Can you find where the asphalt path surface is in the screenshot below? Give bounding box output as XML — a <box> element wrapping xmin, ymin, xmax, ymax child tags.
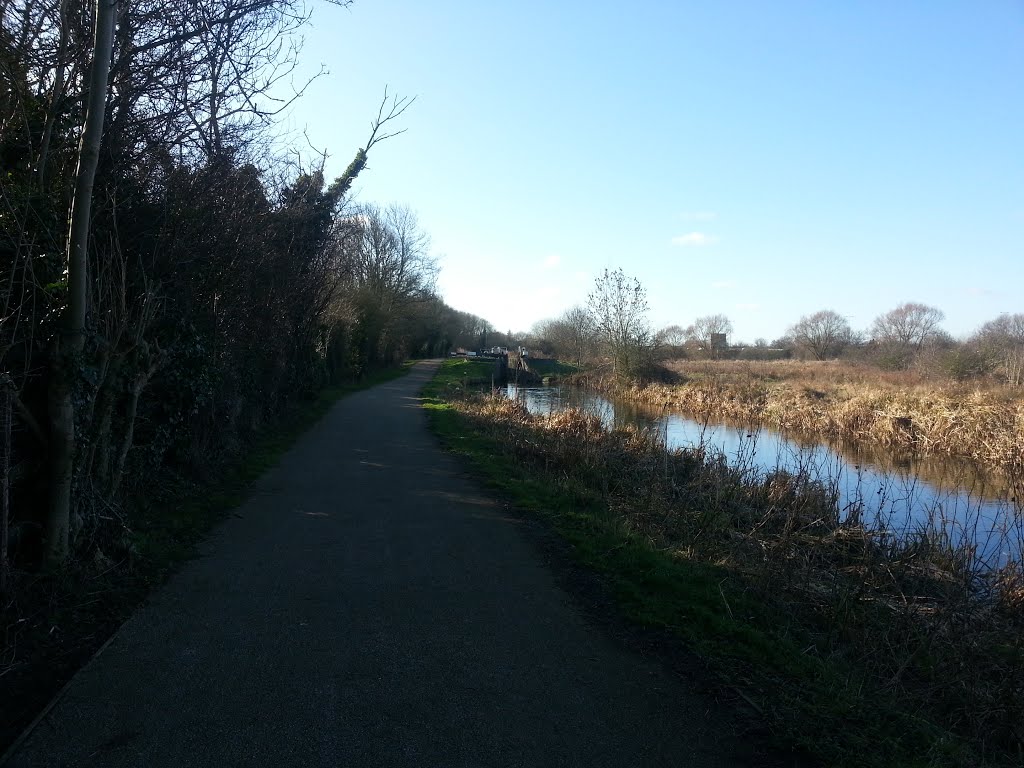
<box><xmin>6</xmin><ymin>361</ymin><xmax>753</xmax><ymax>767</ymax></box>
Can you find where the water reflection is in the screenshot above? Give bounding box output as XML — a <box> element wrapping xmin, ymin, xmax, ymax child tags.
<box><xmin>505</xmin><ymin>384</ymin><xmax>1024</xmax><ymax>566</ymax></box>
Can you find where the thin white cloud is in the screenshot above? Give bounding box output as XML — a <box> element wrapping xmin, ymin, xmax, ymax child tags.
<box><xmin>671</xmin><ymin>232</ymin><xmax>718</xmax><ymax>247</ymax></box>
<box><xmin>679</xmin><ymin>211</ymin><xmax>717</xmax><ymax>221</ymax></box>
<box><xmin>735</xmin><ymin>302</ymin><xmax>761</xmax><ymax>311</ymax></box>
<box><xmin>542</xmin><ymin>253</ymin><xmax>561</xmax><ymax>269</ymax></box>
<box><xmin>711</xmin><ymin>280</ymin><xmax>736</xmax><ymax>289</ymax></box>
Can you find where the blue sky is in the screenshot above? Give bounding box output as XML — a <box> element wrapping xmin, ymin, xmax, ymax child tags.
<box><xmin>282</xmin><ymin>1</ymin><xmax>1023</xmax><ymax>342</ymax></box>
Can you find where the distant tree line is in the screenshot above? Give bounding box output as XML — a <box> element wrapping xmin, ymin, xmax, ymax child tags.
<box><xmin>780</xmin><ymin>303</ymin><xmax>1023</xmax><ymax>384</ymax></box>
<box><xmin>530</xmin><ymin>271</ymin><xmax>1023</xmax><ymax>387</ymax></box>
<box><xmin>0</xmin><ymin>0</ymin><xmax>485</xmax><ymax>579</ymax></box>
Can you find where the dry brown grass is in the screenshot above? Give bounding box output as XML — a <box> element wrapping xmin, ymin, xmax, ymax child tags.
<box><xmin>594</xmin><ymin>359</ymin><xmax>1024</xmax><ymax>474</ymax></box>
<box><xmin>666</xmin><ymin>359</ymin><xmax>1018</xmax><ymax>392</ymax></box>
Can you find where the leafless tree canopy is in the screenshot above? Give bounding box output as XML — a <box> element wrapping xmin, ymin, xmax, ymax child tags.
<box><xmin>532</xmin><ymin>306</ymin><xmax>596</xmax><ymax>367</ymax></box>
<box><xmin>870</xmin><ymin>302</ymin><xmax>945</xmax><ymax>351</ymax></box>
<box><xmin>685</xmin><ymin>314</ymin><xmax>733</xmax><ymax>358</ymax></box>
<box><xmin>788</xmin><ymin>310</ymin><xmax>853</xmax><ymax>361</ymax></box>
<box><xmin>587</xmin><ymin>269</ymin><xmax>653</xmax><ymax>377</ymax></box>
<box><xmin>323</xmin><ymin>203</ymin><xmax>439</xmax><ymax>366</ymax></box>
<box><xmin>971</xmin><ymin>313</ymin><xmax>1024</xmax><ymax>385</ymax></box>
<box><xmin>655</xmin><ymin>324</ymin><xmax>686</xmax><ymax>348</ymax></box>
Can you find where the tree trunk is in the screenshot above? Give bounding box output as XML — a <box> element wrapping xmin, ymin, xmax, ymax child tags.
<box><xmin>1</xmin><ymin>388</ymin><xmax>11</xmax><ymax>595</ymax></box>
<box><xmin>45</xmin><ymin>0</ymin><xmax>117</xmax><ymax>566</ymax></box>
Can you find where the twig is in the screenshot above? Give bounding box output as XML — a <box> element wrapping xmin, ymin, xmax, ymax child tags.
<box><xmin>730</xmin><ymin>685</ymin><xmax>764</xmax><ymax>716</ymax></box>
<box><xmin>718</xmin><ymin>579</ymin><xmax>734</xmax><ymax>621</ymax></box>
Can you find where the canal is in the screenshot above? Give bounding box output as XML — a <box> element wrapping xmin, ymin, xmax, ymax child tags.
<box><xmin>505</xmin><ymin>383</ymin><xmax>1023</xmax><ymax>568</ymax></box>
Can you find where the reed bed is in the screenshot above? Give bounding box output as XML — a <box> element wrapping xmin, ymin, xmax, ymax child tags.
<box><xmin>449</xmin><ymin>389</ymin><xmax>1024</xmax><ymax>766</ymax></box>
<box><xmin>585</xmin><ymin>360</ymin><xmax>1024</xmax><ymax>474</ymax></box>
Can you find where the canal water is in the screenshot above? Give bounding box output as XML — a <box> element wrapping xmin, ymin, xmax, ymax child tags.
<box><xmin>504</xmin><ymin>384</ymin><xmax>1023</xmax><ymax>567</ymax></box>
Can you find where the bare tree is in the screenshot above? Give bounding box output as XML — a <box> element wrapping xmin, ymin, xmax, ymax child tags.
<box><xmin>685</xmin><ymin>314</ymin><xmax>733</xmax><ymax>358</ymax></box>
<box><xmin>971</xmin><ymin>313</ymin><xmax>1024</xmax><ymax>386</ymax></box>
<box><xmin>587</xmin><ymin>268</ymin><xmax>652</xmax><ymax>377</ymax></box>
<box><xmin>788</xmin><ymin>310</ymin><xmax>853</xmax><ymax>361</ymax></box>
<box><xmin>561</xmin><ymin>305</ymin><xmax>596</xmax><ymax>366</ymax></box>
<box><xmin>46</xmin><ymin>0</ymin><xmax>117</xmax><ymax>564</ymax></box>
<box><xmin>870</xmin><ymin>302</ymin><xmax>945</xmax><ymax>351</ymax></box>
<box><xmin>346</xmin><ymin>203</ymin><xmax>436</xmax><ymax>307</ymax></box>
<box><xmin>328</xmin><ymin>203</ymin><xmax>437</xmax><ymax>364</ymax></box>
<box><xmin>102</xmin><ymin>0</ymin><xmax>332</xmax><ymax>165</ymax></box>
<box><xmin>535</xmin><ymin>306</ymin><xmax>596</xmax><ymax>366</ymax></box>
<box><xmin>655</xmin><ymin>324</ymin><xmax>686</xmax><ymax>358</ymax></box>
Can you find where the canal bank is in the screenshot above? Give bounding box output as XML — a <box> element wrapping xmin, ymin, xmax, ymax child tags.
<box><xmin>425</xmin><ymin>359</ymin><xmax>1024</xmax><ymax>768</ymax></box>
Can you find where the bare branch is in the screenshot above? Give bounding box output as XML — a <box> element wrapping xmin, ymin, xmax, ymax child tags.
<box><xmin>365</xmin><ymin>86</ymin><xmax>417</xmax><ymax>152</ymax></box>
<box><xmin>327</xmin><ymin>86</ymin><xmax>416</xmax><ymax>204</ymax></box>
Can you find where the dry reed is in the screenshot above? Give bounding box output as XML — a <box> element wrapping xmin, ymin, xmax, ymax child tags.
<box><xmin>585</xmin><ymin>360</ymin><xmax>1024</xmax><ymax>474</ymax></box>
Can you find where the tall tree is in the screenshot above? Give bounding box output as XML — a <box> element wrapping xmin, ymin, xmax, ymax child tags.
<box><xmin>587</xmin><ymin>268</ymin><xmax>652</xmax><ymax>377</ymax></box>
<box><xmin>46</xmin><ymin>0</ymin><xmax>117</xmax><ymax>564</ymax></box>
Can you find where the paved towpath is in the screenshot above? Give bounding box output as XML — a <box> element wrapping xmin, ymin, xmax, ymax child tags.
<box><xmin>6</xmin><ymin>361</ymin><xmax>751</xmax><ymax>767</ymax></box>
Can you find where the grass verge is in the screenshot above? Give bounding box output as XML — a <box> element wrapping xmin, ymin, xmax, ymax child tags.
<box><xmin>0</xmin><ymin>363</ymin><xmax>413</xmax><ymax>754</ymax></box>
<box><xmin>434</xmin><ymin>357</ymin><xmax>501</xmax><ymax>392</ymax></box>
<box><xmin>423</xmin><ymin>358</ymin><xmax>1023</xmax><ymax>768</ymax></box>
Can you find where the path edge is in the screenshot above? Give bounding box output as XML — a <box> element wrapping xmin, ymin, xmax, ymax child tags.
<box><xmin>0</xmin><ymin>631</ymin><xmax>120</xmax><ymax>767</ymax></box>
